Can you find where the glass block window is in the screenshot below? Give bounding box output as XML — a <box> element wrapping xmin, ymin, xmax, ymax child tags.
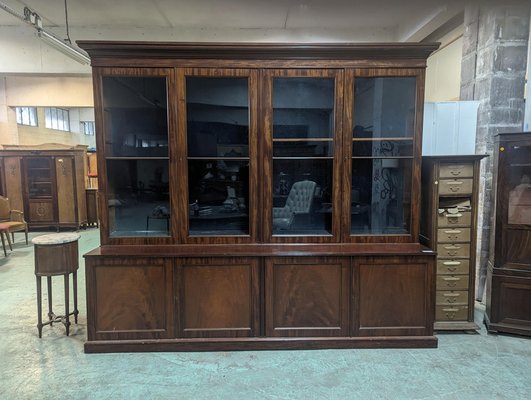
<box><xmin>15</xmin><ymin>107</ymin><xmax>38</xmax><ymax>126</ymax></box>
<box><xmin>45</xmin><ymin>107</ymin><xmax>70</xmax><ymax>131</ymax></box>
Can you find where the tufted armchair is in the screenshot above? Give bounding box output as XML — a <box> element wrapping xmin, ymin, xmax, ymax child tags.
<box><xmin>273</xmin><ymin>180</ymin><xmax>317</xmax><ymax>230</ymax></box>
<box><xmin>0</xmin><ymin>196</ymin><xmax>28</xmax><ymax>244</ymax></box>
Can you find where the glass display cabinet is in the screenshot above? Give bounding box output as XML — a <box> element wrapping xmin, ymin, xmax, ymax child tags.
<box><xmin>80</xmin><ymin>41</ymin><xmax>439</xmax><ymax>352</ymax></box>
<box><xmin>485</xmin><ymin>132</ymin><xmax>531</xmax><ymax>336</ymax></box>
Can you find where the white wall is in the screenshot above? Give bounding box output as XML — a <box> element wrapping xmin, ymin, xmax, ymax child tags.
<box><xmin>5</xmin><ymin>76</ymin><xmax>93</xmax><ymax>107</ymax></box>
<box><xmin>425</xmin><ymin>27</ymin><xmax>464</xmax><ymax>102</ymax></box>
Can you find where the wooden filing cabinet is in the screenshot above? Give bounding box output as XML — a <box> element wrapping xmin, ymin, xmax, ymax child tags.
<box><xmin>421</xmin><ymin>155</ymin><xmax>486</xmax><ymax>330</ymax></box>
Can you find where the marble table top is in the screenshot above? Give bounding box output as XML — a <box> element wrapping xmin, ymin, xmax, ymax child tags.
<box><xmin>32</xmin><ymin>232</ymin><xmax>81</xmax><ymax>245</ymax></box>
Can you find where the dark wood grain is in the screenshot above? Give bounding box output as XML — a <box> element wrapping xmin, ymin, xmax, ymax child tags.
<box><xmin>89</xmin><ymin>257</ymin><xmax>173</xmax><ymax>340</ymax></box>
<box><xmin>265</xmin><ymin>257</ymin><xmax>349</xmax><ymax>337</ymax></box>
<box><xmin>353</xmin><ymin>255</ymin><xmax>435</xmax><ymax>336</ymax></box>
<box><xmin>78</xmin><ymin>41</ymin><xmax>439</xmax><ymax>63</ymax></box>
<box><xmin>84</xmin><ymin>335</ymin><xmax>438</xmax><ymax>353</ymax></box>
<box><xmin>82</xmin><ymin>41</ymin><xmax>440</xmax><ymax>352</ymax></box>
<box><xmin>176</xmin><ymin>257</ymin><xmax>260</xmax><ymax>338</ymax></box>
<box><xmin>486</xmin><ymin>132</ymin><xmax>531</xmax><ymax>337</ymax></box>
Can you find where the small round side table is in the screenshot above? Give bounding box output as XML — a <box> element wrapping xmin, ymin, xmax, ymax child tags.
<box><xmin>33</xmin><ymin>232</ymin><xmax>80</xmax><ymax>338</ymax></box>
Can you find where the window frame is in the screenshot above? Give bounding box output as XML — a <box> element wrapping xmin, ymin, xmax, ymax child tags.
<box><xmin>15</xmin><ymin>106</ymin><xmax>38</xmax><ymax>127</ymax></box>
<box><xmin>44</xmin><ymin>107</ymin><xmax>71</xmax><ymax>132</ymax></box>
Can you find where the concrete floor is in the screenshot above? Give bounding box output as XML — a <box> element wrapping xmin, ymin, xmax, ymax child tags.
<box><xmin>1</xmin><ymin>229</ymin><xmax>530</xmax><ymax>400</ymax></box>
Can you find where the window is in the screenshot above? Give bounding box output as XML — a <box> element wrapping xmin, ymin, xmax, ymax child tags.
<box><xmin>45</xmin><ymin>108</ymin><xmax>70</xmax><ymax>131</ymax></box>
<box><xmin>15</xmin><ymin>107</ymin><xmax>38</xmax><ymax>126</ymax></box>
<box><xmin>81</xmin><ymin>121</ymin><xmax>95</xmax><ymax>135</ymax></box>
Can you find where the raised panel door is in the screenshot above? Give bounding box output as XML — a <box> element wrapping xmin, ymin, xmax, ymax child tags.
<box><xmin>89</xmin><ymin>258</ymin><xmax>173</xmax><ymax>340</ymax></box>
<box><xmin>354</xmin><ymin>256</ymin><xmax>434</xmax><ymax>336</ymax></box>
<box><xmin>3</xmin><ymin>157</ymin><xmax>24</xmax><ymax>212</ymax></box>
<box><xmin>176</xmin><ymin>257</ymin><xmax>260</xmax><ymax>338</ymax></box>
<box><xmin>265</xmin><ymin>257</ymin><xmax>349</xmax><ymax>337</ymax></box>
<box><xmin>55</xmin><ymin>156</ymin><xmax>77</xmax><ymax>224</ymax></box>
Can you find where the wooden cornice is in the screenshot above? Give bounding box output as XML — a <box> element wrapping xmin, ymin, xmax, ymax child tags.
<box><xmin>77</xmin><ymin>41</ymin><xmax>440</xmax><ymax>62</ymax></box>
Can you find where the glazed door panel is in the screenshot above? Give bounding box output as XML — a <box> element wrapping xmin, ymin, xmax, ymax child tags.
<box><xmin>265</xmin><ymin>257</ymin><xmax>349</xmax><ymax>337</ymax></box>
<box><xmin>176</xmin><ymin>258</ymin><xmax>260</xmax><ymax>338</ymax></box>
<box><xmin>88</xmin><ymin>258</ymin><xmax>174</xmax><ymax>340</ymax></box>
<box><xmin>55</xmin><ymin>156</ymin><xmax>77</xmax><ymax>224</ymax></box>
<box><xmin>263</xmin><ymin>69</ymin><xmax>344</xmax><ymax>243</ymax></box>
<box><xmin>353</xmin><ymin>256</ymin><xmax>434</xmax><ymax>336</ymax></box>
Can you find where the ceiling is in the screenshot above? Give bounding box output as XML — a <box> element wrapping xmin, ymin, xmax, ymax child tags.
<box><xmin>0</xmin><ymin>0</ymin><xmax>465</xmax><ymax>42</ymax></box>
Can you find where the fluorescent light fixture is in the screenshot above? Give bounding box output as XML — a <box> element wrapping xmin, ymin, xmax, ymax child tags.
<box><xmin>37</xmin><ymin>29</ymin><xmax>90</xmax><ymax>65</ymax></box>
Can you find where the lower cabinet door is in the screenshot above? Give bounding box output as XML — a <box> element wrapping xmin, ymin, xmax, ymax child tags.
<box><xmin>87</xmin><ymin>257</ymin><xmax>174</xmax><ymax>340</ymax></box>
<box><xmin>176</xmin><ymin>257</ymin><xmax>260</xmax><ymax>338</ymax></box>
<box><xmin>353</xmin><ymin>255</ymin><xmax>435</xmax><ymax>337</ymax></box>
<box><xmin>29</xmin><ymin>201</ymin><xmax>54</xmax><ymax>222</ymax></box>
<box><xmin>265</xmin><ymin>257</ymin><xmax>350</xmax><ymax>337</ymax></box>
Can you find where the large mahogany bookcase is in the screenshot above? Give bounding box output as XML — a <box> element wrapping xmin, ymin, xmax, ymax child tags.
<box><xmin>79</xmin><ymin>41</ymin><xmax>439</xmax><ymax>352</ymax></box>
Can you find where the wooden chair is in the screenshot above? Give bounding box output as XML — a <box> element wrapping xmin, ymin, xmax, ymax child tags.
<box><xmin>0</xmin><ymin>223</ymin><xmax>12</xmax><ymax>256</ymax></box>
<box><xmin>0</xmin><ymin>196</ymin><xmax>28</xmax><ymax>245</ymax></box>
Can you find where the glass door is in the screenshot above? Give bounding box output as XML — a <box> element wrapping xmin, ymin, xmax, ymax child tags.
<box><xmin>344</xmin><ymin>69</ymin><xmax>421</xmax><ymax>241</ymax></box>
<box><xmin>264</xmin><ymin>70</ymin><xmax>343</xmax><ymax>242</ymax></box>
<box><xmin>100</xmin><ymin>68</ymin><xmax>173</xmax><ymax>238</ymax></box>
<box><xmin>501</xmin><ymin>140</ymin><xmax>531</xmax><ymax>266</ymax></box>
<box><xmin>181</xmin><ymin>68</ymin><xmax>258</xmax><ymax>242</ymax></box>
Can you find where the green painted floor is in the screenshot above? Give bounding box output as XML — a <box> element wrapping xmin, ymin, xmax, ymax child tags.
<box><xmin>1</xmin><ymin>229</ymin><xmax>530</xmax><ymax>399</ymax></box>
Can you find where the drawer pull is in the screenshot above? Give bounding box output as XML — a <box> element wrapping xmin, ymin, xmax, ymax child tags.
<box><xmin>445</xmin><ymin>181</ymin><xmax>463</xmax><ymax>185</ymax></box>
<box><xmin>443</xmin><ymin>277</ymin><xmax>461</xmax><ymax>287</ymax></box>
<box><xmin>443</xmin><ymin>293</ymin><xmax>460</xmax><ymax>297</ymax></box>
<box><xmin>446</xmin><ymin>213</ymin><xmax>462</xmax><ymax>218</ymax></box>
<box><xmin>444</xmin><ymin>230</ymin><xmax>462</xmax><ymax>234</ymax></box>
<box><xmin>443</xmin><ymin>261</ymin><xmax>461</xmax><ymax>266</ymax></box>
<box><xmin>450</xmin><ymin>170</ymin><xmax>462</xmax><ymax>176</ymax></box>
<box><xmin>444</xmin><ymin>309</ymin><xmax>459</xmax><ymax>320</ymax></box>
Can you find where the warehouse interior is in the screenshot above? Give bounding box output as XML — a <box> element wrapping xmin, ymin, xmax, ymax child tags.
<box><xmin>0</xmin><ymin>1</ymin><xmax>530</xmax><ymax>398</ymax></box>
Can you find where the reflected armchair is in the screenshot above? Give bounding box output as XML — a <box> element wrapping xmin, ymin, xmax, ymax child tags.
<box><xmin>0</xmin><ymin>196</ymin><xmax>28</xmax><ymax>244</ymax></box>
<box><xmin>273</xmin><ymin>180</ymin><xmax>317</xmax><ymax>230</ymax></box>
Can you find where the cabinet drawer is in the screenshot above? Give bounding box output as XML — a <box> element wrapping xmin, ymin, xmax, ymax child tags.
<box><xmin>437</xmin><ymin>210</ymin><xmax>471</xmax><ymax>227</ymax></box>
<box><xmin>437</xmin><ymin>228</ymin><xmax>471</xmax><ymax>243</ymax></box>
<box><xmin>436</xmin><ymin>290</ymin><xmax>469</xmax><ymax>305</ymax></box>
<box><xmin>437</xmin><ymin>259</ymin><xmax>470</xmax><ymax>275</ymax></box>
<box><xmin>438</xmin><ymin>179</ymin><xmax>473</xmax><ymax>195</ymax></box>
<box><xmin>436</xmin><ymin>305</ymin><xmax>468</xmax><ymax>321</ymax></box>
<box><xmin>437</xmin><ymin>275</ymin><xmax>469</xmax><ymax>290</ymax></box>
<box><xmin>437</xmin><ymin>243</ymin><xmax>470</xmax><ymax>258</ymax></box>
<box><xmin>438</xmin><ymin>163</ymin><xmax>473</xmax><ymax>179</ymax></box>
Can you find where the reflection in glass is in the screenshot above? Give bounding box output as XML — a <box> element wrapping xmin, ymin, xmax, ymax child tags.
<box><xmin>186</xmin><ymin>77</ymin><xmax>249</xmax><ymax>157</ymax></box>
<box><xmin>102</xmin><ymin>76</ymin><xmax>168</xmax><ymax>157</ymax></box>
<box><xmin>188</xmin><ymin>160</ymin><xmax>249</xmax><ymax>235</ymax></box>
<box><xmin>273</xmin><ymin>159</ymin><xmax>332</xmax><ymax>235</ymax></box>
<box><xmin>274</xmin><ymin>141</ymin><xmax>332</xmax><ymax>157</ymax></box>
<box><xmin>352</xmin><ymin>140</ymin><xmax>413</xmax><ymax>157</ymax></box>
<box><xmin>351</xmin><ymin>158</ymin><xmax>411</xmax><ymax>234</ymax></box>
<box><xmin>107</xmin><ymin>159</ymin><xmax>170</xmax><ymax>237</ymax></box>
<box><xmin>507</xmin><ymin>146</ymin><xmax>531</xmax><ymax>225</ymax></box>
<box><xmin>273</xmin><ymin>78</ymin><xmax>334</xmax><ymax>139</ymax></box>
<box><xmin>353</xmin><ymin>77</ymin><xmax>416</xmax><ymax>139</ymax></box>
